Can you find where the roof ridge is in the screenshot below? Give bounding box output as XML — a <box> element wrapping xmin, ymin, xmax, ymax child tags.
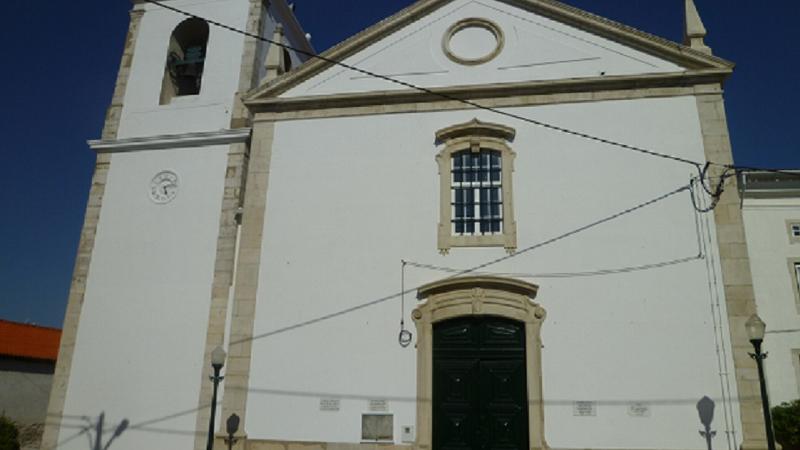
<box><xmin>0</xmin><ymin>318</ymin><xmax>62</xmax><ymax>331</ymax></box>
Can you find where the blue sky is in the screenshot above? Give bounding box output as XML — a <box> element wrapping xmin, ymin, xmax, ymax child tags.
<box><xmin>0</xmin><ymin>0</ymin><xmax>797</xmax><ymax>328</ymax></box>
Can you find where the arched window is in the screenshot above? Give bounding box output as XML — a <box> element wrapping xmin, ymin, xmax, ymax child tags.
<box><xmin>282</xmin><ymin>48</ymin><xmax>293</xmax><ymax>73</ymax></box>
<box><xmin>160</xmin><ymin>18</ymin><xmax>209</xmax><ymax>104</ymax></box>
<box><xmin>436</xmin><ymin>119</ymin><xmax>518</xmax><ymax>254</ymax></box>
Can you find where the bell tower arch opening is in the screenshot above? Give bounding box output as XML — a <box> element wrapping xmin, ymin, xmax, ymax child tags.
<box><xmin>160</xmin><ymin>17</ymin><xmax>209</xmax><ymax>104</ymax></box>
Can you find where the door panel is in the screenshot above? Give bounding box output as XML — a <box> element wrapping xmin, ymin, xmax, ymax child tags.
<box><xmin>481</xmin><ymin>360</ymin><xmax>528</xmax><ymax>450</ymax></box>
<box><xmin>433</xmin><ymin>317</ymin><xmax>528</xmax><ymax>450</ymax></box>
<box><xmin>434</xmin><ymin>359</ymin><xmax>479</xmax><ymax>450</ymax></box>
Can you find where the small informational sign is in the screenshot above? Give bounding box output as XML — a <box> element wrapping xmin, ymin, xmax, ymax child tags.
<box><xmin>573</xmin><ymin>401</ymin><xmax>597</xmax><ymax>417</ymax></box>
<box><xmin>320</xmin><ymin>398</ymin><xmax>341</xmax><ymax>412</ymax></box>
<box><xmin>628</xmin><ymin>402</ymin><xmax>651</xmax><ymax>417</ymax></box>
<box><xmin>368</xmin><ymin>399</ymin><xmax>389</xmax><ymax>412</ymax></box>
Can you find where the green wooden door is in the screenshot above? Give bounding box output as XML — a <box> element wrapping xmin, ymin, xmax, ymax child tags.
<box><xmin>433</xmin><ymin>316</ymin><xmax>528</xmax><ymax>450</ymax></box>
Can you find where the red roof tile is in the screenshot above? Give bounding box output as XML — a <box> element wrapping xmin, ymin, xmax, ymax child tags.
<box><xmin>0</xmin><ymin>320</ymin><xmax>61</xmax><ymax>361</ymax></box>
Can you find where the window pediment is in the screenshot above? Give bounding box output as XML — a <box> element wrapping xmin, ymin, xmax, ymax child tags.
<box><xmin>436</xmin><ymin>118</ymin><xmax>516</xmax><ymax>144</ymax></box>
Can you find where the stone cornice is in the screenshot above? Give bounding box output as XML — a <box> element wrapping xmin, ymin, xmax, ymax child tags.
<box><xmin>245</xmin><ymin>0</ymin><xmax>734</xmax><ymax>102</ymax></box>
<box><xmin>88</xmin><ymin>128</ymin><xmax>251</xmax><ymax>153</ymax></box>
<box><xmin>246</xmin><ymin>69</ymin><xmax>730</xmax><ymax>114</ymax></box>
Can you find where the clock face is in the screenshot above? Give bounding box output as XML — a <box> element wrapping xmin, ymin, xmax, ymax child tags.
<box><xmin>149</xmin><ymin>170</ymin><xmax>179</xmax><ymax>204</ymax></box>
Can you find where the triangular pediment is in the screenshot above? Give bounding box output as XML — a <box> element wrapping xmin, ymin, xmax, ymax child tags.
<box><xmin>246</xmin><ymin>0</ymin><xmax>732</xmax><ymax>103</ymax></box>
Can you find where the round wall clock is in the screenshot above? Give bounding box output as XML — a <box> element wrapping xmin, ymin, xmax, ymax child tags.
<box><xmin>149</xmin><ymin>170</ymin><xmax>179</xmax><ymax>204</ymax></box>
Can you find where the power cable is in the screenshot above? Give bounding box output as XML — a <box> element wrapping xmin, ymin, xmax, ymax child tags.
<box><xmin>408</xmin><ymin>185</ymin><xmax>704</xmax><ymax>277</ymax></box>
<box><xmin>445</xmin><ymin>184</ymin><xmax>690</xmax><ymax>279</ymax></box>
<box><xmin>398</xmin><ymin>260</ymin><xmax>412</xmax><ymax>347</ymax></box>
<box><xmin>143</xmin><ymin>0</ymin><xmax>707</xmax><ymax>168</ymax></box>
<box><xmin>230</xmin><ymin>183</ymin><xmax>690</xmax><ymax>346</ymax></box>
<box><xmin>143</xmin><ymin>0</ymin><xmax>800</xmax><ymax>187</ymax></box>
<box><xmin>697</xmin><ymin>185</ymin><xmax>738</xmax><ymax>450</ymax></box>
<box><xmin>405</xmin><ymin>255</ymin><xmax>702</xmax><ymax>278</ymax></box>
<box><xmin>766</xmin><ymin>328</ymin><xmax>800</xmax><ymax>334</ymax></box>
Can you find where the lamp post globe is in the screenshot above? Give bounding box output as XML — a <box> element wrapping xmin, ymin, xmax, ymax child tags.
<box><xmin>211</xmin><ymin>346</ymin><xmax>227</xmax><ymax>368</ymax></box>
<box><xmin>207</xmin><ymin>346</ymin><xmax>227</xmax><ymax>450</ymax></box>
<box><xmin>745</xmin><ymin>314</ymin><xmax>766</xmax><ymax>343</ymax></box>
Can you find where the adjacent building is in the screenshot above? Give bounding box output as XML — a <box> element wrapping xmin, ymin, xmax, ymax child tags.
<box><xmin>0</xmin><ymin>320</ymin><xmax>61</xmax><ymax>450</ymax></box>
<box><xmin>740</xmin><ymin>171</ymin><xmax>800</xmax><ymax>405</ymax></box>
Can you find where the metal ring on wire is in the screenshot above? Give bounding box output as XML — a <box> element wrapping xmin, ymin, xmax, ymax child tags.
<box><xmin>398</xmin><ymin>329</ymin><xmax>413</xmax><ymax>347</ymax></box>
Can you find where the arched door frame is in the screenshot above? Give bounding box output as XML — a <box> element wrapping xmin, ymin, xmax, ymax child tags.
<box><xmin>413</xmin><ymin>276</ymin><xmax>547</xmax><ymax>450</ymax></box>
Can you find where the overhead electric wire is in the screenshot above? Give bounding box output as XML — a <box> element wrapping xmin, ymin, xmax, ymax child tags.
<box><xmin>143</xmin><ymin>0</ymin><xmax>800</xmax><ymax>179</ymax></box>
<box><xmin>231</xmin><ymin>183</ymin><xmax>690</xmax><ymax>346</ymax></box>
<box><xmin>405</xmin><ymin>255</ymin><xmax>702</xmax><ymax>279</ymax></box>
<box><xmin>143</xmin><ymin>0</ymin><xmax>707</xmax><ymax>168</ymax></box>
<box><xmin>696</xmin><ymin>184</ymin><xmax>738</xmax><ymax>450</ymax></box>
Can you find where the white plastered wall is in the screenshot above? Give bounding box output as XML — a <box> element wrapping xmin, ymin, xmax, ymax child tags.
<box><xmin>57</xmin><ymin>1</ymin><xmax>255</xmax><ymax>448</ymax></box>
<box><xmin>245</xmin><ymin>96</ymin><xmax>741</xmax><ymax>449</ymax></box>
<box><xmin>742</xmin><ymin>197</ymin><xmax>800</xmax><ymax>404</ymax></box>
<box><xmin>57</xmin><ymin>144</ymin><xmax>230</xmax><ymax>450</ymax></box>
<box><xmin>282</xmin><ymin>0</ymin><xmax>683</xmax><ymax>98</ymax></box>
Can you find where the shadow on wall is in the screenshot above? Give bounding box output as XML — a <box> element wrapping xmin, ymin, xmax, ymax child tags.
<box><xmin>697</xmin><ymin>396</ymin><xmax>717</xmax><ymax>450</ymax></box>
<box><xmin>40</xmin><ymin>395</ymin><xmax>724</xmax><ymax>448</ymax></box>
<box><xmin>47</xmin><ymin>412</ymin><xmax>129</xmax><ymax>450</ymax></box>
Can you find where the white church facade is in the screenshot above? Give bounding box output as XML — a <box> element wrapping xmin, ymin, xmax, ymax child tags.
<box><xmin>43</xmin><ymin>1</ymin><xmax>778</xmax><ymax>450</ymax></box>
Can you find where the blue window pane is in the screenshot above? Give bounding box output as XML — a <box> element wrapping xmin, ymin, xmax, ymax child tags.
<box><xmin>450</xmin><ymin>149</ymin><xmax>504</xmax><ymax>236</ymax></box>
<box><xmin>491</xmin><ymin>152</ymin><xmax>501</xmax><ymax>168</ymax></box>
<box><xmin>453</xmin><ymin>153</ymin><xmax>463</xmax><ymax>169</ymax></box>
<box><xmin>454</xmin><ymin>189</ymin><xmax>465</xmax><ymax>218</ymax></box>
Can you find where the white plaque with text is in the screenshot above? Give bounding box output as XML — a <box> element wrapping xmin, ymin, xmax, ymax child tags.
<box><xmin>573</xmin><ymin>401</ymin><xmax>597</xmax><ymax>417</ymax></box>
<box><xmin>628</xmin><ymin>402</ymin><xmax>651</xmax><ymax>417</ymax></box>
<box><xmin>320</xmin><ymin>398</ymin><xmax>341</xmax><ymax>411</ymax></box>
<box><xmin>368</xmin><ymin>399</ymin><xmax>389</xmax><ymax>412</ymax></box>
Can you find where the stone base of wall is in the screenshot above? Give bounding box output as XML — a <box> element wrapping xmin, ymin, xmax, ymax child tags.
<box><xmin>237</xmin><ymin>438</ymin><xmax>412</xmax><ymax>450</ymax></box>
<box><xmin>17</xmin><ymin>422</ymin><xmax>44</xmax><ymax>450</ymax></box>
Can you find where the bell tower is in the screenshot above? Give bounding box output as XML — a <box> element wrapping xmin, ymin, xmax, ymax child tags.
<box><xmin>41</xmin><ymin>2</ymin><xmax>312</xmax><ymax>450</ymax></box>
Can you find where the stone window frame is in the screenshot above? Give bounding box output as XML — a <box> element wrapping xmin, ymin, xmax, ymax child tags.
<box><xmin>790</xmin><ymin>258</ymin><xmax>800</xmax><ymax>313</ymax></box>
<box><xmin>436</xmin><ymin>119</ymin><xmax>517</xmax><ymax>254</ymax></box>
<box><xmin>793</xmin><ymin>349</ymin><xmax>800</xmax><ymax>397</ymax></box>
<box><xmin>787</xmin><ymin>220</ymin><xmax>800</xmax><ymax>244</ymax></box>
<box><xmin>412</xmin><ymin>276</ymin><xmax>548</xmax><ymax>450</ymax></box>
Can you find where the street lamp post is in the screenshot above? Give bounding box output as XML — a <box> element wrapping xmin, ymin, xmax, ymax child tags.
<box><xmin>745</xmin><ymin>314</ymin><xmax>776</xmax><ymax>450</ymax></box>
<box><xmin>207</xmin><ymin>346</ymin><xmax>227</xmax><ymax>450</ymax></box>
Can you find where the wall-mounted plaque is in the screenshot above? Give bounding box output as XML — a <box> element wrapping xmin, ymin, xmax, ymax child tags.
<box><xmin>368</xmin><ymin>399</ymin><xmax>389</xmax><ymax>412</ymax></box>
<box><xmin>320</xmin><ymin>398</ymin><xmax>340</xmax><ymax>411</ymax></box>
<box><xmin>628</xmin><ymin>402</ymin><xmax>651</xmax><ymax>417</ymax></box>
<box><xmin>573</xmin><ymin>401</ymin><xmax>597</xmax><ymax>417</ymax></box>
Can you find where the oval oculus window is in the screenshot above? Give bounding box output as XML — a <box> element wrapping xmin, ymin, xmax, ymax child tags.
<box><xmin>443</xmin><ymin>18</ymin><xmax>504</xmax><ymax>65</ymax></box>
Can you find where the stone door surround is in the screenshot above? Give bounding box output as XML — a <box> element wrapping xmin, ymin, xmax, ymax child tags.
<box><xmin>413</xmin><ymin>276</ymin><xmax>547</xmax><ymax>450</ymax></box>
